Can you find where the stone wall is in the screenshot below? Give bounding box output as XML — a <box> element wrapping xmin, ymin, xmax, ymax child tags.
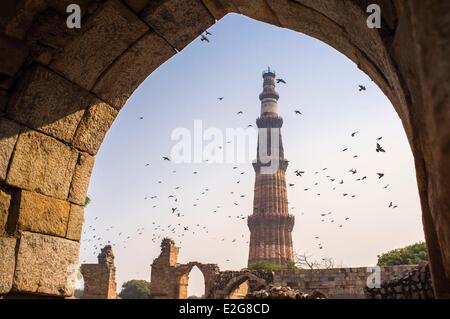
<box><xmin>272</xmin><ymin>266</ymin><xmax>418</xmax><ymax>299</ymax></box>
<box><xmin>150</xmin><ymin>238</ymin><xmax>220</xmax><ymax>299</ymax></box>
<box><xmin>365</xmin><ymin>263</ymin><xmax>434</xmax><ymax>299</ymax></box>
<box><xmin>80</xmin><ymin>245</ymin><xmax>117</xmax><ymax>299</ymax></box>
<box><xmin>272</xmin><ymin>266</ymin><xmax>417</xmax><ymax>299</ymax></box>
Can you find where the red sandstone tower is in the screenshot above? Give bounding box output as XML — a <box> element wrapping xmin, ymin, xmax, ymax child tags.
<box><xmin>247</xmin><ymin>68</ymin><xmax>295</xmax><ymax>266</ymax></box>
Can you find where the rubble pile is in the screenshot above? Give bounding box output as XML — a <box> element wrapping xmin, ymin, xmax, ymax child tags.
<box><xmin>364</xmin><ymin>263</ymin><xmax>434</xmax><ymax>299</ymax></box>
<box><xmin>246</xmin><ymin>285</ymin><xmax>326</xmax><ymax>299</ymax></box>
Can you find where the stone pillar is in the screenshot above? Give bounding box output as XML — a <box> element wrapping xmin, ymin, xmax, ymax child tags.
<box><xmin>80</xmin><ymin>245</ymin><xmax>117</xmax><ymax>299</ymax></box>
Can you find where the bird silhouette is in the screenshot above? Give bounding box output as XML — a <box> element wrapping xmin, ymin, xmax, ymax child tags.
<box><xmin>342</xmin><ymin>148</ymin><xmax>348</xmax><ymax>152</ymax></box>
<box><xmin>377</xmin><ymin>173</ymin><xmax>385</xmax><ymax>179</ymax></box>
<box><xmin>163</xmin><ymin>156</ymin><xmax>170</xmax><ymax>161</ymax></box>
<box><xmin>294</xmin><ymin>110</ymin><xmax>302</xmax><ymax>115</ymax></box>
<box><xmin>351</xmin><ymin>131</ymin><xmax>359</xmax><ymax>137</ymax></box>
<box><xmin>200</xmin><ymin>34</ymin><xmax>210</xmax><ymax>42</ymax></box>
<box><xmin>294</xmin><ymin>170</ymin><xmax>305</xmax><ymax>176</ymax></box>
<box><xmin>276</xmin><ymin>78</ymin><xmax>286</xmax><ymax>84</ymax></box>
<box><xmin>217</xmin><ymin>97</ymin><xmax>224</xmax><ymax>101</ymax></box>
<box><xmin>358</xmin><ymin>85</ymin><xmax>366</xmax><ymax>91</ymax></box>
<box><xmin>376</xmin><ymin>136</ymin><xmax>383</xmax><ymax>140</ymax></box>
<box><xmin>237</xmin><ymin>111</ymin><xmax>243</xmax><ymax>115</ymax></box>
<box><xmin>376</xmin><ymin>143</ymin><xmax>386</xmax><ymax>152</ymax></box>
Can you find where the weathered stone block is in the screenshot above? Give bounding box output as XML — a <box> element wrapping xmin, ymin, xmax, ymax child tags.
<box><xmin>50</xmin><ymin>0</ymin><xmax>148</xmax><ymax>90</ymax></box>
<box><xmin>66</xmin><ymin>204</ymin><xmax>84</xmax><ymax>241</ymax></box>
<box><xmin>123</xmin><ymin>0</ymin><xmax>150</xmax><ymax>13</ymax></box>
<box><xmin>0</xmin><ymin>34</ymin><xmax>28</xmax><ymax>76</ymax></box>
<box><xmin>0</xmin><ymin>188</ymin><xmax>12</xmax><ymax>235</ymax></box>
<box><xmin>0</xmin><ymin>118</ymin><xmax>23</xmax><ymax>181</ymax></box>
<box><xmin>7</xmin><ymin>65</ymin><xmax>91</xmax><ymax>143</ymax></box>
<box><xmin>6</xmin><ymin>130</ymin><xmax>78</xmax><ymax>200</ymax></box>
<box><xmin>0</xmin><ymin>236</ymin><xmax>16</xmax><ymax>294</ymax></box>
<box><xmin>15</xmin><ymin>190</ymin><xmax>70</xmax><ymax>237</ymax></box>
<box><xmin>13</xmin><ymin>231</ymin><xmax>79</xmax><ymax>296</ymax></box>
<box><xmin>141</xmin><ymin>0</ymin><xmax>215</xmax><ymax>50</ymax></box>
<box><xmin>68</xmin><ymin>152</ymin><xmax>95</xmax><ymax>205</ymax></box>
<box><xmin>201</xmin><ymin>0</ymin><xmax>238</xmax><ymax>20</ymax></box>
<box><xmin>92</xmin><ymin>32</ymin><xmax>175</xmax><ymax>109</ymax></box>
<box><xmin>73</xmin><ymin>100</ymin><xmax>118</xmax><ymax>154</ymax></box>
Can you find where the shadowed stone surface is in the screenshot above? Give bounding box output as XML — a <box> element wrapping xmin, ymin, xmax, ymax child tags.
<box><xmin>13</xmin><ymin>231</ymin><xmax>79</xmax><ymax>297</ymax></box>
<box><xmin>6</xmin><ymin>131</ymin><xmax>78</xmax><ymax>199</ymax></box>
<box><xmin>0</xmin><ymin>237</ymin><xmax>16</xmax><ymax>294</ymax></box>
<box><xmin>141</xmin><ymin>0</ymin><xmax>215</xmax><ymax>50</ymax></box>
<box><xmin>7</xmin><ymin>65</ymin><xmax>91</xmax><ymax>143</ymax></box>
<box><xmin>50</xmin><ymin>0</ymin><xmax>149</xmax><ymax>90</ymax></box>
<box><xmin>15</xmin><ymin>190</ymin><xmax>70</xmax><ymax>237</ymax></box>
<box><xmin>92</xmin><ymin>32</ymin><xmax>175</xmax><ymax>109</ymax></box>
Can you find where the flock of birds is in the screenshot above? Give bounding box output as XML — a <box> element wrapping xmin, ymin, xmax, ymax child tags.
<box><xmin>80</xmin><ymin>30</ymin><xmax>401</xmax><ymax>266</ymax></box>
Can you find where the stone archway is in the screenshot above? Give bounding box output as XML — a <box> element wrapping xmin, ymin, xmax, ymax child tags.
<box><xmin>0</xmin><ymin>0</ymin><xmax>448</xmax><ymax>298</ymax></box>
<box><xmin>176</xmin><ymin>262</ymin><xmax>215</xmax><ymax>299</ymax></box>
<box><xmin>222</xmin><ymin>273</ymin><xmax>268</xmax><ymax>299</ymax></box>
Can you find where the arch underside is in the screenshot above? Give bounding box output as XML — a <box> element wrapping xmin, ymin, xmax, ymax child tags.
<box><xmin>0</xmin><ymin>0</ymin><xmax>448</xmax><ymax>298</ymax></box>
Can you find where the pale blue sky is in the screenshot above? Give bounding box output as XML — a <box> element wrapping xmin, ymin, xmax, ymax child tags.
<box><xmin>78</xmin><ymin>14</ymin><xmax>424</xmax><ymax>297</ymax></box>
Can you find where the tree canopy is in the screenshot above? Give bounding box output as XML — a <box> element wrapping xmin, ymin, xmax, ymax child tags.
<box><xmin>246</xmin><ymin>261</ymin><xmax>296</xmax><ymax>271</ymax></box>
<box><xmin>377</xmin><ymin>242</ymin><xmax>428</xmax><ymax>266</ymax></box>
<box><xmin>119</xmin><ymin>280</ymin><xmax>151</xmax><ymax>299</ymax></box>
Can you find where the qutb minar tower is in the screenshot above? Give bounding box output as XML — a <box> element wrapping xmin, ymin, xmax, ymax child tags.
<box><xmin>248</xmin><ymin>68</ymin><xmax>295</xmax><ymax>266</ymax></box>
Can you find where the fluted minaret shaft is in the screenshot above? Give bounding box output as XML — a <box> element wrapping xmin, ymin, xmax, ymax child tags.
<box><xmin>248</xmin><ymin>68</ymin><xmax>295</xmax><ymax>266</ymax></box>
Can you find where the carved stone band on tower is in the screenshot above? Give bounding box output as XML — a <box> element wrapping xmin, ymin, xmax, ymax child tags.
<box><xmin>247</xmin><ymin>68</ymin><xmax>295</xmax><ymax>266</ymax></box>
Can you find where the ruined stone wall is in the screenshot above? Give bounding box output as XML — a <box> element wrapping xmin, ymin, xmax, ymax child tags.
<box><xmin>150</xmin><ymin>238</ymin><xmax>220</xmax><ymax>299</ymax></box>
<box><xmin>273</xmin><ymin>265</ymin><xmax>418</xmax><ymax>299</ymax></box>
<box><xmin>365</xmin><ymin>264</ymin><xmax>434</xmax><ymax>299</ymax></box>
<box><xmin>80</xmin><ymin>245</ymin><xmax>117</xmax><ymax>299</ymax></box>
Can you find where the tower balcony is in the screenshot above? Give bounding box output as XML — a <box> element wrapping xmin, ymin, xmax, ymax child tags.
<box><xmin>259</xmin><ymin>91</ymin><xmax>279</xmax><ymax>101</ymax></box>
<box><xmin>247</xmin><ymin>213</ymin><xmax>295</xmax><ymax>231</ymax></box>
<box><xmin>256</xmin><ymin>116</ymin><xmax>283</xmax><ymax>128</ymax></box>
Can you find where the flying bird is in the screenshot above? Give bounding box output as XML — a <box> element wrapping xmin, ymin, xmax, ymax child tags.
<box><xmin>217</xmin><ymin>97</ymin><xmax>224</xmax><ymax>101</ymax></box>
<box><xmin>294</xmin><ymin>170</ymin><xmax>305</xmax><ymax>176</ymax></box>
<box><xmin>294</xmin><ymin>110</ymin><xmax>302</xmax><ymax>115</ymax></box>
<box><xmin>351</xmin><ymin>131</ymin><xmax>359</xmax><ymax>137</ymax></box>
<box><xmin>342</xmin><ymin>148</ymin><xmax>348</xmax><ymax>152</ymax></box>
<box><xmin>358</xmin><ymin>85</ymin><xmax>366</xmax><ymax>91</ymax></box>
<box><xmin>200</xmin><ymin>34</ymin><xmax>209</xmax><ymax>42</ymax></box>
<box><xmin>376</xmin><ymin>143</ymin><xmax>386</xmax><ymax>152</ymax></box>
<box><xmin>163</xmin><ymin>156</ymin><xmax>170</xmax><ymax>161</ymax></box>
<box><xmin>205</xmin><ymin>30</ymin><xmax>212</xmax><ymax>35</ymax></box>
<box><xmin>376</xmin><ymin>137</ymin><xmax>383</xmax><ymax>141</ymax></box>
<box><xmin>237</xmin><ymin>111</ymin><xmax>243</xmax><ymax>115</ymax></box>
<box><xmin>276</xmin><ymin>78</ymin><xmax>286</xmax><ymax>84</ymax></box>
<box><xmin>377</xmin><ymin>173</ymin><xmax>385</xmax><ymax>179</ymax></box>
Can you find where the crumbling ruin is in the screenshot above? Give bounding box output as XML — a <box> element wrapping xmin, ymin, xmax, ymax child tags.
<box><xmin>80</xmin><ymin>245</ymin><xmax>117</xmax><ymax>299</ymax></box>
<box><xmin>150</xmin><ymin>239</ymin><xmax>428</xmax><ymax>299</ymax></box>
<box><xmin>365</xmin><ymin>263</ymin><xmax>434</xmax><ymax>299</ymax></box>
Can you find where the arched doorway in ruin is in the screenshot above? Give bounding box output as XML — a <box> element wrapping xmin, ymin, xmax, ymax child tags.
<box><xmin>0</xmin><ymin>1</ymin><xmax>448</xmax><ymax>298</ymax></box>
<box><xmin>222</xmin><ymin>273</ymin><xmax>267</xmax><ymax>299</ymax></box>
<box><xmin>176</xmin><ymin>262</ymin><xmax>215</xmax><ymax>299</ymax></box>
<box><xmin>180</xmin><ymin>265</ymin><xmax>206</xmax><ymax>299</ymax></box>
